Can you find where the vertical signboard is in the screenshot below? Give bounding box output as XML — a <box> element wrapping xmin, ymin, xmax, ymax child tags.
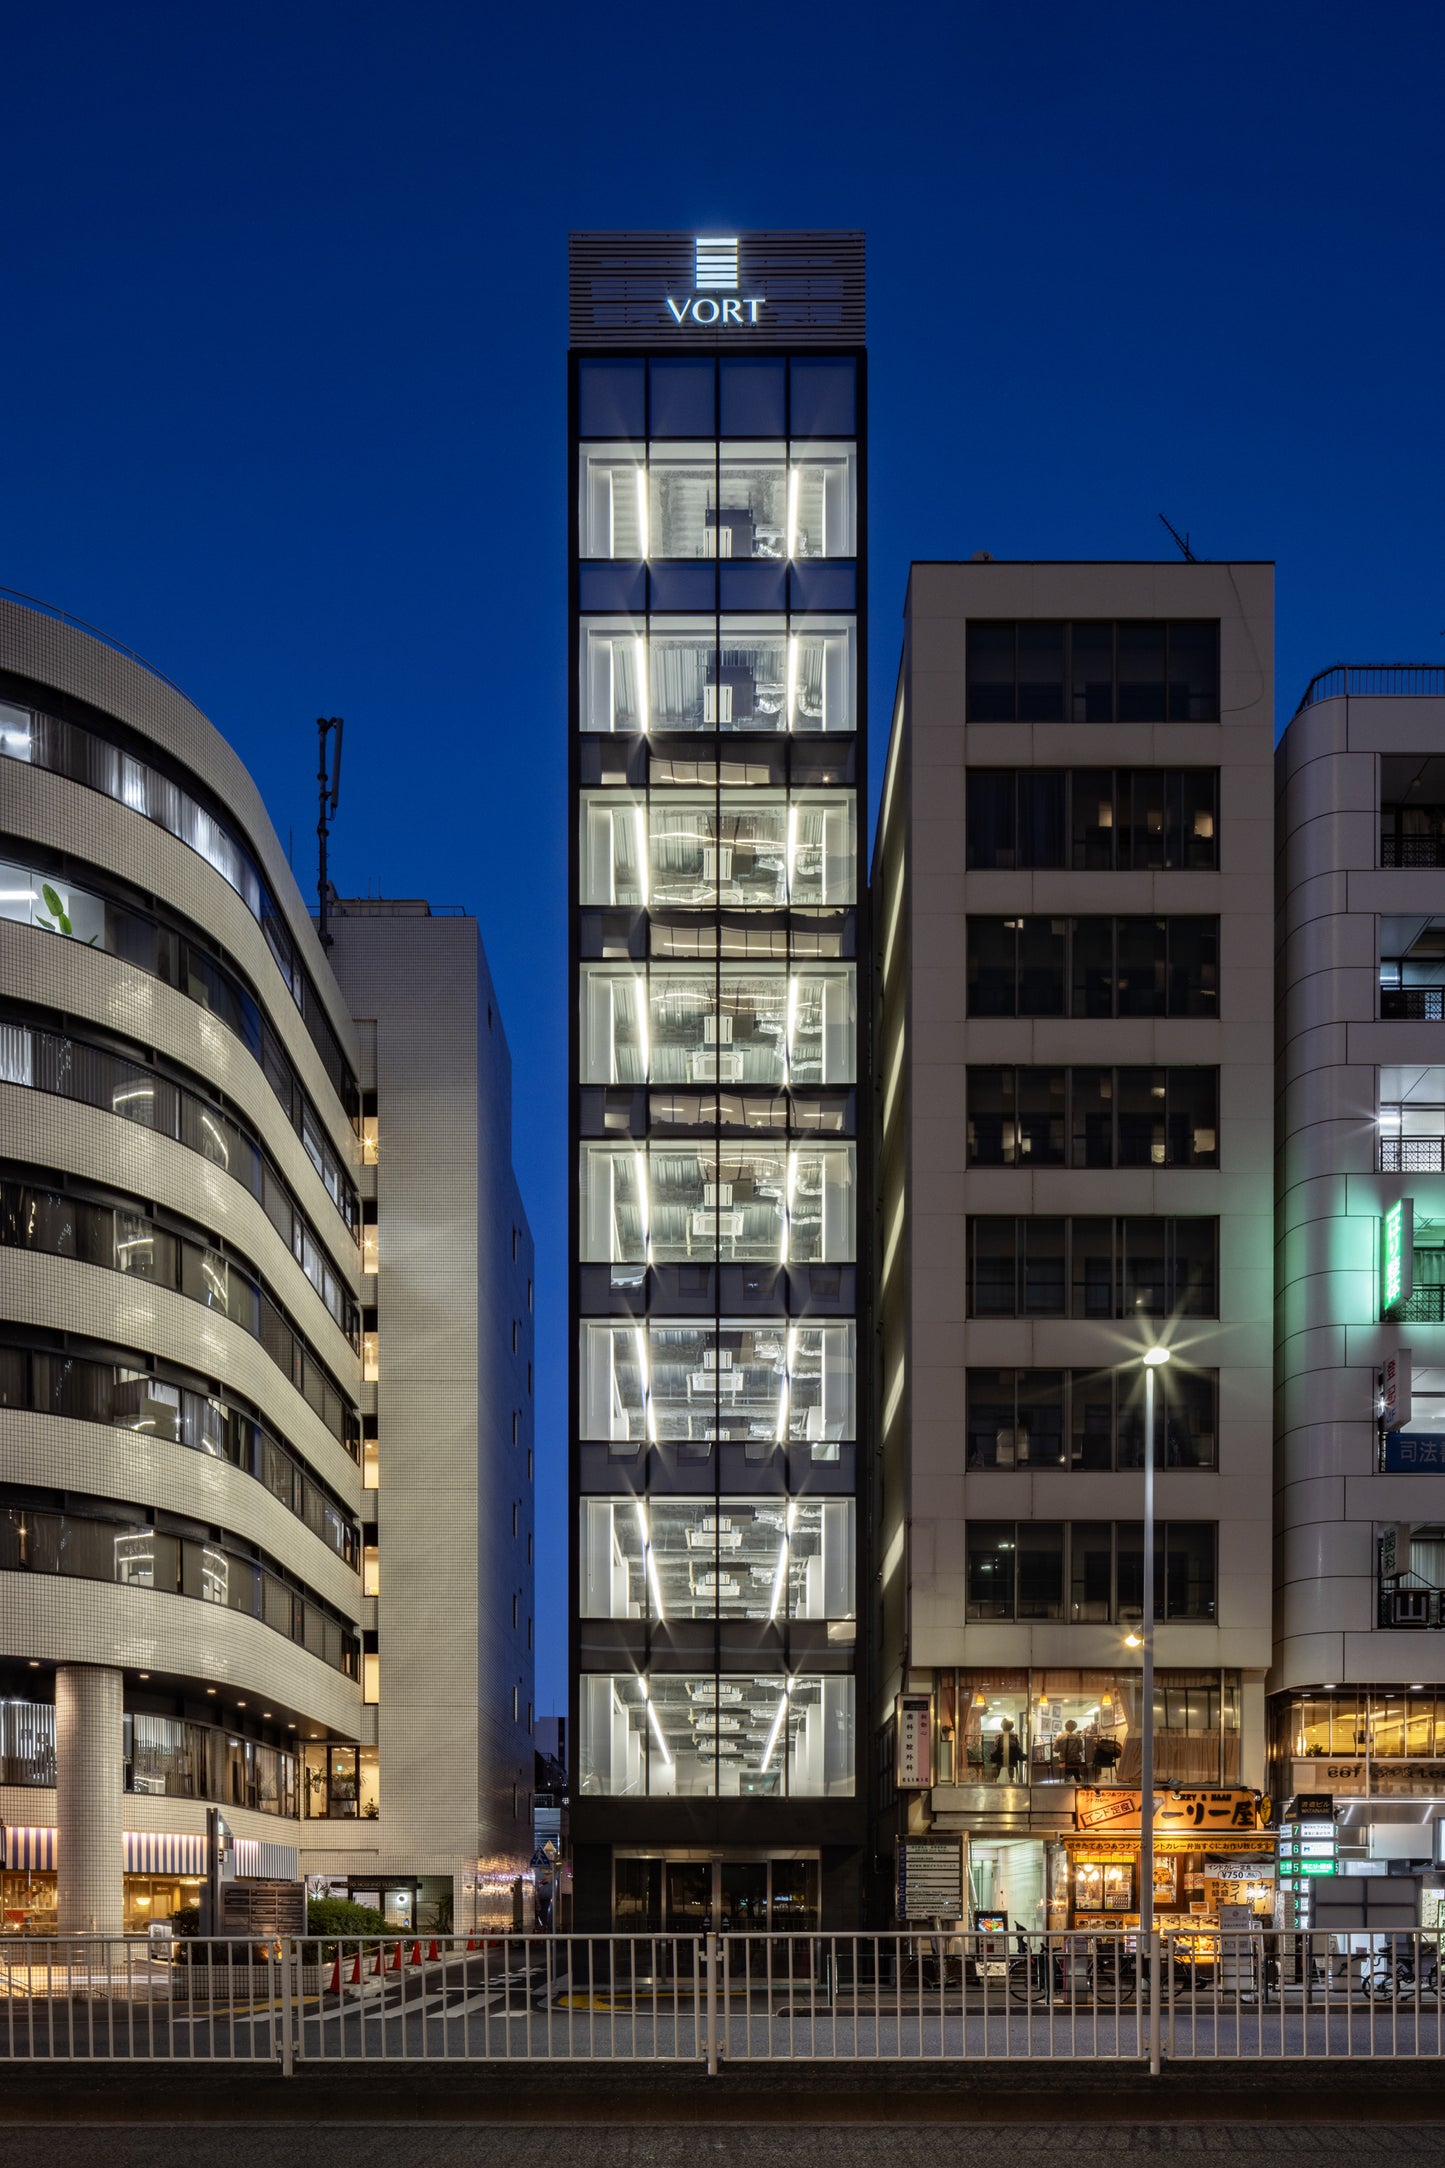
<box><xmin>896</xmin><ymin>1694</ymin><xmax>932</xmax><ymax>1788</ymax></box>
<box><xmin>1381</xmin><ymin>1348</ymin><xmax>1413</xmax><ymax>1433</ymax></box>
<box><xmin>1381</xmin><ymin>1200</ymin><xmax>1414</xmax><ymax>1318</ymax></box>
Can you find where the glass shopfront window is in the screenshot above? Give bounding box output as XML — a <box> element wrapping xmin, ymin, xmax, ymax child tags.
<box><xmin>579</xmin><ymin>618</ymin><xmax>857</xmax><ymax>735</ymax></box>
<box><xmin>579</xmin><ymin>1494</ymin><xmax>855</xmax><ymax>1621</ymax></box>
<box><xmin>955</xmin><ymin>1668</ymin><xmax>1241</xmax><ymax>1788</ymax></box>
<box><xmin>579</xmin><ymin>1318</ymin><xmax>855</xmax><ymax>1451</ymax></box>
<box><xmin>579</xmin><ymin>1140</ymin><xmax>855</xmax><ymax>1264</ymax></box>
<box><xmin>579</xmin><ymin>1672</ymin><xmax>854</xmax><ymax>1800</ymax></box>
<box><xmin>580</xmin><ymin>964</ymin><xmax>857</xmax><ymax>1089</ymax></box>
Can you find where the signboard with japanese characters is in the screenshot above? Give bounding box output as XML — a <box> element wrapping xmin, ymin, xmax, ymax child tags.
<box><xmin>1074</xmin><ymin>1787</ymin><xmax>1267</xmax><ymax>1833</ymax></box>
<box><xmin>895</xmin><ymin>1693</ymin><xmax>933</xmax><ymax>1789</ymax></box>
<box><xmin>1381</xmin><ymin>1348</ymin><xmax>1413</xmax><ymax>1434</ymax></box>
<box><xmin>1381</xmin><ymin>1431</ymin><xmax>1445</xmax><ymax>1472</ymax></box>
<box><xmin>896</xmin><ymin>1838</ymin><xmax>964</xmax><ymax>1920</ymax></box>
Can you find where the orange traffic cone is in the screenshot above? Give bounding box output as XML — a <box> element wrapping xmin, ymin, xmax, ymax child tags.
<box><xmin>466</xmin><ymin>1936</ymin><xmax>478</xmax><ymax>1951</ymax></box>
<box><xmin>427</xmin><ymin>1939</ymin><xmax>440</xmax><ymax>1962</ymax></box>
<box><xmin>389</xmin><ymin>1939</ymin><xmax>404</xmax><ymax>1972</ymax></box>
<box><xmin>409</xmin><ymin>1939</ymin><xmax>423</xmax><ymax>1966</ymax></box>
<box><xmin>349</xmin><ymin>1952</ymin><xmax>363</xmax><ymax>1986</ymax></box>
<box><xmin>372</xmin><ymin>1946</ymin><xmax>386</xmax><ymax>1977</ymax></box>
<box><xmin>327</xmin><ymin>1956</ymin><xmax>342</xmax><ymax>1994</ymax></box>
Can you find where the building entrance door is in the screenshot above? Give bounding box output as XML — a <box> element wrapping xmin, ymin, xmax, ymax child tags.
<box><xmin>719</xmin><ymin>1861</ymin><xmax>769</xmax><ymax>1929</ymax></box>
<box><xmin>615</xmin><ymin>1853</ymin><xmax>820</xmax><ymax>1930</ymax></box>
<box><xmin>665</xmin><ymin>1860</ymin><xmax>712</xmax><ymax>1930</ymax></box>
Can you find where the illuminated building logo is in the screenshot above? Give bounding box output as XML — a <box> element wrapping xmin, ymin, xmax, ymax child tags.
<box><xmin>695</xmin><ymin>237</ymin><xmax>738</xmax><ymax>289</ymax></box>
<box><xmin>665</xmin><ymin>235</ymin><xmax>767</xmax><ymax>327</ymax></box>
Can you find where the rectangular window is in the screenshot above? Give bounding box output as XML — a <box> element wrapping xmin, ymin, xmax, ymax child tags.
<box><xmin>967</xmin><ymin>1220</ymin><xmax>1218</xmax><ymax>1319</ymax></box>
<box><xmin>581</xmin><ymin>963</ymin><xmax>858</xmax><ymax>1087</ymax></box>
<box><xmin>966</xmin><ymin>771</ymin><xmax>1219</xmax><ymax>871</ymax></box>
<box><xmin>965</xmin><ymin>1522</ymin><xmax>1217</xmax><ymax>1621</ymax></box>
<box><xmin>966</xmin><ymin>920</ymin><xmax>1218</xmax><ymax>1018</ymax></box>
<box><xmin>967</xmin><ymin>622</ymin><xmax>1219</xmax><ymax>725</ymax></box>
<box><xmin>968</xmin><ymin>1069</ymin><xmax>1217</xmax><ymax>1170</ymax></box>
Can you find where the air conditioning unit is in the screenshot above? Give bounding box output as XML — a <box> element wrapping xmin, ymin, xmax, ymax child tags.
<box><xmin>702</xmin><ymin>684</ymin><xmax>734</xmax><ymax>723</ymax></box>
<box><xmin>702</xmin><ymin>847</ymin><xmax>734</xmax><ymax>882</ymax></box>
<box><xmin>1389</xmin><ymin>1588</ymin><xmax>1433</xmax><ymax>1628</ymax></box>
<box><xmin>691</xmin><ymin>1050</ymin><xmax>745</xmax><ymax>1082</ymax></box>
<box><xmin>692</xmin><ymin>1208</ymin><xmax>745</xmax><ymax>1238</ymax></box>
<box><xmin>691</xmin><ymin>1367</ymin><xmax>744</xmax><ymax>1394</ymax></box>
<box><xmin>703</xmin><ymin>1182</ymin><xmax>735</xmax><ymax>1207</ymax></box>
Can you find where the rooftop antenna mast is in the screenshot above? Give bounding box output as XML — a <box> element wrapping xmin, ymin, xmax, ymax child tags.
<box><xmin>316</xmin><ymin>715</ymin><xmax>344</xmax><ymax>949</ymax></box>
<box><xmin>1158</xmin><ymin>512</ymin><xmax>1197</xmax><ymax>563</ymax></box>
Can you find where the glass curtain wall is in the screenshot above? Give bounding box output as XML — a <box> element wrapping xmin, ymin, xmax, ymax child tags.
<box><xmin>573</xmin><ymin>351</ymin><xmax>863</xmax><ymax>1843</ymax></box>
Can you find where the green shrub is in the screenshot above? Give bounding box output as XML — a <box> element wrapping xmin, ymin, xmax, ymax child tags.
<box><xmin>306</xmin><ymin>1896</ymin><xmax>388</xmax><ymax>1940</ymax></box>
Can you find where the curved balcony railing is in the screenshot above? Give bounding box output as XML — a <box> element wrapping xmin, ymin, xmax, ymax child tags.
<box><xmin>1296</xmin><ymin>664</ymin><xmax>1445</xmax><ymax>714</ymax></box>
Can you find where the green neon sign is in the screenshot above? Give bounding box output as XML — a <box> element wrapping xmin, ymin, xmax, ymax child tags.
<box><xmin>1382</xmin><ymin>1199</ymin><xmax>1413</xmax><ymax>1317</ymax></box>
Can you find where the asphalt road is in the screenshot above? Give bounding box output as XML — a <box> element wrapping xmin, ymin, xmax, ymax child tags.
<box><xmin>0</xmin><ymin>2130</ymin><xmax>1442</xmax><ymax>2167</ymax></box>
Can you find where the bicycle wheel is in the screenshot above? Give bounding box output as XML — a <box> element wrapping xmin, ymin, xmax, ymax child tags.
<box><xmin>1007</xmin><ymin>1957</ymin><xmax>1048</xmax><ymax>2003</ymax></box>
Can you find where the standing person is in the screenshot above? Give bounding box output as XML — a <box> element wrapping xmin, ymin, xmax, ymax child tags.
<box><xmin>1058</xmin><ymin>1719</ymin><xmax>1087</xmax><ymax>1780</ymax></box>
<box><xmin>989</xmin><ymin>1719</ymin><xmax>1025</xmax><ymax>1784</ymax></box>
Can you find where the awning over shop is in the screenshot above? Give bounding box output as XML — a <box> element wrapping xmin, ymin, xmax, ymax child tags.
<box><xmin>1</xmin><ymin>1827</ymin><xmax>57</xmax><ymax>1870</ymax></box>
<box><xmin>2</xmin><ymin>1829</ymin><xmax>207</xmax><ymax>1874</ymax></box>
<box><xmin>123</xmin><ymin>1831</ymin><xmax>206</xmax><ymax>1875</ymax></box>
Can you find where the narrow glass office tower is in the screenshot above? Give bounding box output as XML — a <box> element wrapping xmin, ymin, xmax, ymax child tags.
<box><xmin>569</xmin><ymin>232</ymin><xmax>868</xmax><ymax>1931</ymax></box>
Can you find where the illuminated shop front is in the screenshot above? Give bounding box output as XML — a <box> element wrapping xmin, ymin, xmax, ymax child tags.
<box><xmin>934</xmin><ymin>1668</ymin><xmax>1244</xmax><ymax>1792</ymax></box>
<box><xmin>0</xmin><ymin>1827</ymin><xmax>211</xmax><ymax>1937</ymax></box>
<box><xmin>1061</xmin><ymin>1789</ymin><xmax>1275</xmax><ymax>1931</ymax></box>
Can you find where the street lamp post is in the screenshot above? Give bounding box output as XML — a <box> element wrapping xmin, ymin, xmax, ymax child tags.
<box><xmin>1140</xmin><ymin>1345</ymin><xmax>1170</xmax><ymax>2062</ymax></box>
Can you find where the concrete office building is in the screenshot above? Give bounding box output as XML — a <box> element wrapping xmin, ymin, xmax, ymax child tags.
<box><xmin>1274</xmin><ymin>662</ymin><xmax>1445</xmax><ymax>1878</ymax></box>
<box><xmin>318</xmin><ymin>899</ymin><xmax>536</xmax><ymax>1929</ymax></box>
<box><xmin>0</xmin><ymin>597</ymin><xmax>531</xmax><ymax>1936</ymax></box>
<box><xmin>874</xmin><ymin>561</ymin><xmax>1276</xmax><ymax>1933</ymax></box>
<box><xmin>569</xmin><ymin>232</ymin><xmax>869</xmax><ymax>1929</ymax></box>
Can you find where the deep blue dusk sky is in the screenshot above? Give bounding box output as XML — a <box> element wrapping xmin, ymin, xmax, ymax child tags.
<box><xmin>3</xmin><ymin>0</ymin><xmax>1442</xmax><ymax>1714</ymax></box>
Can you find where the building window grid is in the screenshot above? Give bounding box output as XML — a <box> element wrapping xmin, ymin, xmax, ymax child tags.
<box><xmin>965</xmin><ymin>1364</ymin><xmax>1219</xmax><ymax>1471</ymax></box>
<box><xmin>0</xmin><ymin>1171</ymin><xmax>361</xmax><ymax>1444</ymax></box>
<box><xmin>965</xmin><ymin>768</ymin><xmax>1219</xmax><ymax>872</ymax></box>
<box><xmin>965</xmin><ymin>1520</ymin><xmax>1218</xmax><ymax>1623</ymax></box>
<box><xmin>0</xmin><ymin>697</ymin><xmax>357</xmax><ymax>1100</ymax></box>
<box><xmin>967</xmin><ymin>1216</ymin><xmax>1219</xmax><ymax>1319</ymax></box>
<box><xmin>966</xmin><ymin>1066</ymin><xmax>1219</xmax><ymax>1171</ymax></box>
<box><xmin>573</xmin><ymin>351</ymin><xmax>863</xmax><ymax>1767</ymax></box>
<box><xmin>966</xmin><ymin>916</ymin><xmax>1219</xmax><ymax>1020</ymax></box>
<box><xmin>0</xmin><ymin>1339</ymin><xmax>362</xmax><ymax>1562</ymax></box>
<box><xmin>0</xmin><ymin>849</ymin><xmax>360</xmax><ymax>1233</ymax></box>
<box><xmin>0</xmin><ymin>1492</ymin><xmax>360</xmax><ymax>1675</ymax></box>
<box><xmin>0</xmin><ymin>1006</ymin><xmax>363</xmax><ymax>1323</ymax></box>
<box><xmin>963</xmin><ymin>620</ymin><xmax>1221</xmax><ymax>725</ymax></box>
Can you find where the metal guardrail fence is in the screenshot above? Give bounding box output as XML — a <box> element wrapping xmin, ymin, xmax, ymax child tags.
<box><xmin>4</xmin><ymin>1930</ymin><xmax>1445</xmax><ymax>2070</ymax></box>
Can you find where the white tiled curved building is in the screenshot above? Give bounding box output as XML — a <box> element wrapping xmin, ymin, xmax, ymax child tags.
<box><xmin>0</xmin><ymin>596</ymin><xmax>534</xmax><ymax>1936</ymax></box>
<box><xmin>1273</xmin><ymin>665</ymin><xmax>1445</xmax><ymax>1869</ymax></box>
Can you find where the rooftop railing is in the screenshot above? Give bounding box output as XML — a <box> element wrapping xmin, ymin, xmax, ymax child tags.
<box><xmin>1295</xmin><ymin>664</ymin><xmax>1445</xmax><ymax>715</ymax></box>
